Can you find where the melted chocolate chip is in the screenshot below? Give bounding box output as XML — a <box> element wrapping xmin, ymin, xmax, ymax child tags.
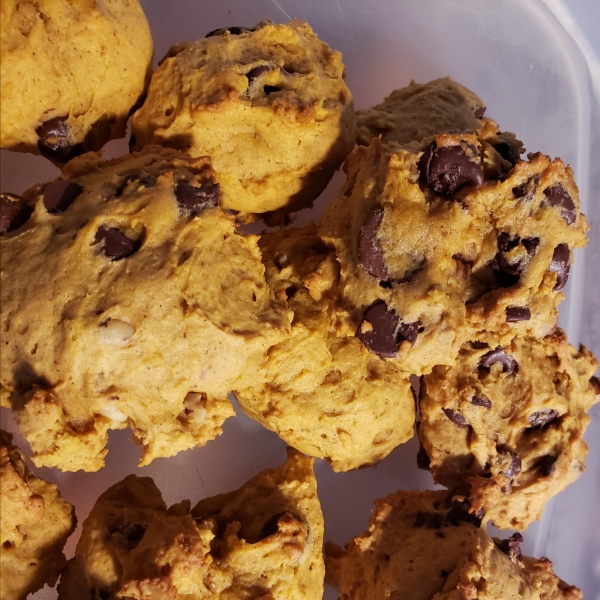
<box><xmin>246</xmin><ymin>65</ymin><xmax>271</xmax><ymax>82</ymax></box>
<box><xmin>355</xmin><ymin>301</ymin><xmax>418</xmax><ymax>358</ymax></box>
<box><xmin>522</xmin><ymin>237</ymin><xmax>539</xmax><ymax>255</ymax></box>
<box><xmin>417</xmin><ymin>447</ymin><xmax>431</xmax><ymax>470</ymax></box>
<box><xmin>36</xmin><ymin>116</ymin><xmax>82</xmax><ymax>162</ymax></box>
<box><xmin>359</xmin><ymin>208</ymin><xmax>388</xmax><ymax>281</ymax></box>
<box><xmin>471</xmin><ymin>394</ymin><xmax>492</xmax><ymax>409</ymax></box>
<box><xmin>0</xmin><ymin>193</ymin><xmax>32</xmax><ymax>234</ymax></box>
<box><xmin>503</xmin><ymin>452</ymin><xmax>521</xmax><ymax>478</ymax></box>
<box><xmin>95</xmin><ymin>227</ymin><xmax>140</xmax><ymax>260</ymax></box>
<box><xmin>175</xmin><ymin>182</ymin><xmax>220</xmax><ymax>215</ymax></box>
<box><xmin>590</xmin><ymin>376</ymin><xmax>600</xmax><ymax>395</ymax></box>
<box><xmin>473</xmin><ymin>106</ymin><xmax>486</xmax><ymax>119</ymax></box>
<box><xmin>479</xmin><ymin>347</ymin><xmax>518</xmax><ymax>374</ymax></box>
<box><xmin>549</xmin><ymin>244</ymin><xmax>570</xmax><ymax>291</ymax></box>
<box><xmin>494</xmin><ymin>141</ymin><xmax>517</xmax><ymax>166</ymax></box>
<box><xmin>419</xmin><ymin>142</ymin><xmax>484</xmax><ymax>195</ymax></box>
<box><xmin>43</xmin><ymin>180</ymin><xmax>83</xmax><ymax>214</ymax></box>
<box><xmin>536</xmin><ymin>455</ymin><xmax>557</xmax><ymax>476</ymax></box>
<box><xmin>513</xmin><ymin>175</ymin><xmax>539</xmax><ymax>202</ymax></box>
<box><xmin>205</xmin><ymin>26</ymin><xmax>252</xmax><ymax>37</ymax></box>
<box><xmin>506</xmin><ymin>306</ymin><xmax>531</xmax><ymax>322</ymax></box>
<box><xmin>528</xmin><ymin>410</ymin><xmax>558</xmax><ymax>428</ymax></box>
<box><xmin>497</xmin><ymin>232</ymin><xmax>520</xmax><ymax>253</ymax></box>
<box><xmin>264</xmin><ymin>85</ymin><xmax>281</xmax><ymax>95</ymax></box>
<box><xmin>496</xmin><ymin>532</ymin><xmax>523</xmax><ymax>562</ymax></box>
<box><xmin>544</xmin><ymin>185</ymin><xmax>576</xmax><ymax>225</ymax></box>
<box><xmin>415</xmin><ymin>512</ymin><xmax>442</xmax><ymax>529</ymax></box>
<box><xmin>443</xmin><ymin>408</ymin><xmax>470</xmax><ymax>428</ymax></box>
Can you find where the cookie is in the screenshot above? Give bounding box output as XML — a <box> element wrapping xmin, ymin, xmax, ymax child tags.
<box><xmin>131</xmin><ymin>19</ymin><xmax>356</xmax><ymax>220</ymax></box>
<box><xmin>0</xmin><ymin>146</ymin><xmax>291</xmax><ymax>471</ymax></box>
<box><xmin>325</xmin><ymin>487</ymin><xmax>581</xmax><ymax>600</ymax></box>
<box><xmin>417</xmin><ymin>330</ymin><xmax>599</xmax><ymax>530</ymax></box>
<box><xmin>319</xmin><ymin>123</ymin><xmax>588</xmax><ymax>374</ymax></box>
<box><xmin>1</xmin><ymin>0</ymin><xmax>153</xmax><ymax>161</ymax></box>
<box><xmin>235</xmin><ymin>225</ymin><xmax>415</xmax><ymax>471</ymax></box>
<box><xmin>0</xmin><ymin>430</ymin><xmax>76</xmax><ymax>600</ymax></box>
<box><xmin>58</xmin><ymin>447</ymin><xmax>324</xmax><ymax>599</ymax></box>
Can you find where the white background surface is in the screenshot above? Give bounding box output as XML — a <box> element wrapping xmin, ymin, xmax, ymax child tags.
<box><xmin>1</xmin><ymin>1</ymin><xmax>599</xmax><ymax>598</ymax></box>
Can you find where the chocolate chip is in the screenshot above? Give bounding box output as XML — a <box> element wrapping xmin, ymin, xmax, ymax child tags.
<box><xmin>528</xmin><ymin>410</ymin><xmax>558</xmax><ymax>428</ymax></box>
<box><xmin>496</xmin><ymin>532</ymin><xmax>523</xmax><ymax>562</ymax></box>
<box><xmin>441</xmin><ymin>569</ymin><xmax>449</xmax><ymax>577</ymax></box>
<box><xmin>471</xmin><ymin>394</ymin><xmax>492</xmax><ymax>409</ymax></box>
<box><xmin>549</xmin><ymin>244</ymin><xmax>570</xmax><ymax>290</ymax></box>
<box><xmin>417</xmin><ymin>447</ymin><xmax>431</xmax><ymax>470</ymax></box>
<box><xmin>544</xmin><ymin>185</ymin><xmax>576</xmax><ymax>225</ymax></box>
<box><xmin>116</xmin><ymin>173</ymin><xmax>157</xmax><ymax>197</ymax></box>
<box><xmin>474</xmin><ymin>106</ymin><xmax>486</xmax><ymax>119</ymax></box>
<box><xmin>264</xmin><ymin>85</ymin><xmax>281</xmax><ymax>95</ymax></box>
<box><xmin>359</xmin><ymin>208</ymin><xmax>388</xmax><ymax>281</ymax></box>
<box><xmin>355</xmin><ymin>301</ymin><xmax>418</xmax><ymax>359</ymax></box>
<box><xmin>205</xmin><ymin>26</ymin><xmax>252</xmax><ymax>37</ymax></box>
<box><xmin>175</xmin><ymin>182</ymin><xmax>220</xmax><ymax>215</ymax></box>
<box><xmin>494</xmin><ymin>141</ymin><xmax>517</xmax><ymax>166</ymax></box>
<box><xmin>419</xmin><ymin>142</ymin><xmax>484</xmax><ymax>195</ymax></box>
<box><xmin>522</xmin><ymin>237</ymin><xmax>539</xmax><ymax>255</ymax></box>
<box><xmin>506</xmin><ymin>306</ymin><xmax>531</xmax><ymax>322</ymax></box>
<box><xmin>479</xmin><ymin>347</ymin><xmax>518</xmax><ymax>374</ymax></box>
<box><xmin>42</xmin><ymin>180</ymin><xmax>83</xmax><ymax>214</ymax></box>
<box><xmin>513</xmin><ymin>175</ymin><xmax>539</xmax><ymax>202</ymax></box>
<box><xmin>497</xmin><ymin>232</ymin><xmax>520</xmax><ymax>253</ymax></box>
<box><xmin>0</xmin><ymin>193</ymin><xmax>32</xmax><ymax>234</ymax></box>
<box><xmin>443</xmin><ymin>408</ymin><xmax>470</xmax><ymax>428</ymax></box>
<box><xmin>95</xmin><ymin>227</ymin><xmax>140</xmax><ymax>260</ymax></box>
<box><xmin>503</xmin><ymin>452</ymin><xmax>521</xmax><ymax>478</ymax></box>
<box><xmin>36</xmin><ymin>116</ymin><xmax>82</xmax><ymax>162</ymax></box>
<box><xmin>536</xmin><ymin>455</ymin><xmax>557</xmax><ymax>476</ymax></box>
<box><xmin>591</xmin><ymin>376</ymin><xmax>600</xmax><ymax>395</ymax></box>
<box><xmin>246</xmin><ymin>65</ymin><xmax>271</xmax><ymax>82</ymax></box>
<box><xmin>446</xmin><ymin>499</ymin><xmax>483</xmax><ymax>527</ymax></box>
<box><xmin>415</xmin><ymin>512</ymin><xmax>442</xmax><ymax>529</ymax></box>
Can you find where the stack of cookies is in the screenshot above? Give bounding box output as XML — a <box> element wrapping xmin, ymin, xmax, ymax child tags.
<box><xmin>0</xmin><ymin>2</ymin><xmax>597</xmax><ymax>599</ymax></box>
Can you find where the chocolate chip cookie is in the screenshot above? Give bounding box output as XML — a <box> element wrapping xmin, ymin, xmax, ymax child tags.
<box><xmin>235</xmin><ymin>225</ymin><xmax>415</xmax><ymax>471</ymax></box>
<box><xmin>1</xmin><ymin>430</ymin><xmax>76</xmax><ymax>600</ymax></box>
<box><xmin>0</xmin><ymin>146</ymin><xmax>291</xmax><ymax>472</ymax></box>
<box><xmin>417</xmin><ymin>330</ymin><xmax>599</xmax><ymax>530</ymax></box>
<box><xmin>325</xmin><ymin>487</ymin><xmax>581</xmax><ymax>600</ymax></box>
<box><xmin>1</xmin><ymin>0</ymin><xmax>153</xmax><ymax>161</ymax></box>
<box><xmin>58</xmin><ymin>447</ymin><xmax>324</xmax><ymax>600</ymax></box>
<box><xmin>131</xmin><ymin>19</ymin><xmax>356</xmax><ymax>220</ymax></box>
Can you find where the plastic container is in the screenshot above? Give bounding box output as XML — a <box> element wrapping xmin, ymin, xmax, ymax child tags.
<box><xmin>1</xmin><ymin>0</ymin><xmax>598</xmax><ymax>597</ymax></box>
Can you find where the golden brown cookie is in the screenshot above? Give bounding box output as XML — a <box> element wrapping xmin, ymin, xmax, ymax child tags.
<box><xmin>0</xmin><ymin>147</ymin><xmax>291</xmax><ymax>471</ymax></box>
<box><xmin>235</xmin><ymin>225</ymin><xmax>415</xmax><ymax>471</ymax></box>
<box><xmin>417</xmin><ymin>330</ymin><xmax>599</xmax><ymax>530</ymax></box>
<box><xmin>0</xmin><ymin>430</ymin><xmax>76</xmax><ymax>600</ymax></box>
<box><xmin>58</xmin><ymin>447</ymin><xmax>324</xmax><ymax>600</ymax></box>
<box><xmin>1</xmin><ymin>0</ymin><xmax>153</xmax><ymax>161</ymax></box>
<box><xmin>131</xmin><ymin>19</ymin><xmax>355</xmax><ymax>220</ymax></box>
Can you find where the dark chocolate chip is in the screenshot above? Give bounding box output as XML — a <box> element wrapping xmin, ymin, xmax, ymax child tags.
<box><xmin>358</xmin><ymin>208</ymin><xmax>388</xmax><ymax>281</ymax></box>
<box><xmin>446</xmin><ymin>500</ymin><xmax>483</xmax><ymax>527</ymax></box>
<box><xmin>246</xmin><ymin>65</ymin><xmax>271</xmax><ymax>82</ymax></box>
<box><xmin>549</xmin><ymin>244</ymin><xmax>570</xmax><ymax>291</ymax></box>
<box><xmin>493</xmin><ymin>234</ymin><xmax>524</xmax><ymax>285</ymax></box>
<box><xmin>415</xmin><ymin>512</ymin><xmax>442</xmax><ymax>529</ymax></box>
<box><xmin>355</xmin><ymin>301</ymin><xmax>400</xmax><ymax>358</ymax></box>
<box><xmin>536</xmin><ymin>455</ymin><xmax>557</xmax><ymax>476</ymax></box>
<box><xmin>528</xmin><ymin>410</ymin><xmax>558</xmax><ymax>428</ymax></box>
<box><xmin>544</xmin><ymin>185</ymin><xmax>576</xmax><ymax>225</ymax></box>
<box><xmin>175</xmin><ymin>182</ymin><xmax>220</xmax><ymax>215</ymax></box>
<box><xmin>205</xmin><ymin>26</ymin><xmax>252</xmax><ymax>37</ymax></box>
<box><xmin>416</xmin><ymin>447</ymin><xmax>431</xmax><ymax>470</ymax></box>
<box><xmin>506</xmin><ymin>306</ymin><xmax>531</xmax><ymax>322</ymax></box>
<box><xmin>496</xmin><ymin>532</ymin><xmax>523</xmax><ymax>562</ymax></box>
<box><xmin>36</xmin><ymin>116</ymin><xmax>82</xmax><ymax>162</ymax></box>
<box><xmin>473</xmin><ymin>106</ymin><xmax>486</xmax><ymax>119</ymax></box>
<box><xmin>397</xmin><ymin>320</ymin><xmax>419</xmax><ymax>347</ymax></box>
<box><xmin>441</xmin><ymin>569</ymin><xmax>449</xmax><ymax>577</ymax></box>
<box><xmin>443</xmin><ymin>408</ymin><xmax>470</xmax><ymax>428</ymax></box>
<box><xmin>522</xmin><ymin>237</ymin><xmax>539</xmax><ymax>256</ymax></box>
<box><xmin>494</xmin><ymin>141</ymin><xmax>517</xmax><ymax>166</ymax></box>
<box><xmin>513</xmin><ymin>175</ymin><xmax>539</xmax><ymax>202</ymax></box>
<box><xmin>497</xmin><ymin>232</ymin><xmax>520</xmax><ymax>253</ymax></box>
<box><xmin>479</xmin><ymin>347</ymin><xmax>518</xmax><ymax>374</ymax></box>
<box><xmin>590</xmin><ymin>376</ymin><xmax>600</xmax><ymax>395</ymax></box>
<box><xmin>42</xmin><ymin>180</ymin><xmax>83</xmax><ymax>214</ymax></box>
<box><xmin>95</xmin><ymin>227</ymin><xmax>140</xmax><ymax>260</ymax></box>
<box><xmin>471</xmin><ymin>394</ymin><xmax>492</xmax><ymax>409</ymax></box>
<box><xmin>419</xmin><ymin>142</ymin><xmax>484</xmax><ymax>195</ymax></box>
<box><xmin>503</xmin><ymin>452</ymin><xmax>521</xmax><ymax>478</ymax></box>
<box><xmin>0</xmin><ymin>193</ymin><xmax>32</xmax><ymax>234</ymax></box>
<box><xmin>264</xmin><ymin>85</ymin><xmax>281</xmax><ymax>95</ymax></box>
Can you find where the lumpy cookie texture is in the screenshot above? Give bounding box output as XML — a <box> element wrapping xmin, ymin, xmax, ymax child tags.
<box><xmin>0</xmin><ymin>0</ymin><xmax>153</xmax><ymax>160</ymax></box>
<box><xmin>418</xmin><ymin>330</ymin><xmax>599</xmax><ymax>530</ymax></box>
<box><xmin>325</xmin><ymin>488</ymin><xmax>581</xmax><ymax>600</ymax></box>
<box><xmin>0</xmin><ymin>147</ymin><xmax>291</xmax><ymax>471</ymax></box>
<box><xmin>319</xmin><ymin>121</ymin><xmax>587</xmax><ymax>374</ymax></box>
<box><xmin>0</xmin><ymin>430</ymin><xmax>76</xmax><ymax>600</ymax></box>
<box><xmin>235</xmin><ymin>225</ymin><xmax>415</xmax><ymax>471</ymax></box>
<box><xmin>131</xmin><ymin>19</ymin><xmax>356</xmax><ymax>220</ymax></box>
<box><xmin>58</xmin><ymin>447</ymin><xmax>324</xmax><ymax>600</ymax></box>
